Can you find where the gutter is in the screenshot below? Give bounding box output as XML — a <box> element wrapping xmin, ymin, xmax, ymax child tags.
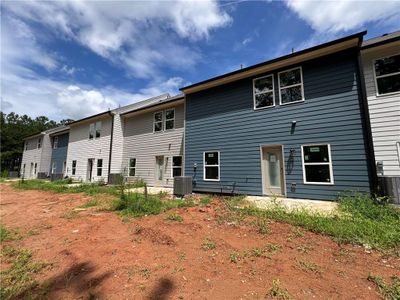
<box><xmin>355</xmin><ymin>39</ymin><xmax>379</xmax><ymax>195</ymax></box>
<box><xmin>107</xmin><ymin>111</ymin><xmax>114</xmax><ymax>184</ymax></box>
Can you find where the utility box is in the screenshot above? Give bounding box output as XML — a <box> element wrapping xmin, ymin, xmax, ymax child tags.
<box><xmin>37</xmin><ymin>172</ymin><xmax>47</xmax><ymax>179</ymax></box>
<box><xmin>379</xmin><ymin>176</ymin><xmax>400</xmax><ymax>205</ymax></box>
<box><xmin>173</xmin><ymin>176</ymin><xmax>192</xmax><ymax>197</ymax></box>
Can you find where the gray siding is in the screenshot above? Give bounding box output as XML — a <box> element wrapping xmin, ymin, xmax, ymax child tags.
<box><xmin>361</xmin><ymin>42</ymin><xmax>400</xmax><ymax>177</ymax></box>
<box><xmin>122</xmin><ymin>103</ymin><xmax>184</xmax><ymax>187</ymax></box>
<box><xmin>185</xmin><ymin>49</ymin><xmax>371</xmax><ymax>200</ymax></box>
<box><xmin>20</xmin><ymin>136</ymin><xmax>43</xmax><ymax>178</ymax></box>
<box><xmin>50</xmin><ymin>132</ymin><xmax>69</xmax><ymax>175</ymax></box>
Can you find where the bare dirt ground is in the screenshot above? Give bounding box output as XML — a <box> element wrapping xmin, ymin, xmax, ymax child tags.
<box><xmin>1</xmin><ymin>183</ymin><xmax>399</xmax><ymax>299</ymax></box>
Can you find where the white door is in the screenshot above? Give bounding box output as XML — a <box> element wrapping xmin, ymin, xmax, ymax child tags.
<box><xmin>155</xmin><ymin>156</ymin><xmax>164</xmax><ymax>185</ymax></box>
<box><xmin>262</xmin><ymin>147</ymin><xmax>284</xmax><ymax>195</ymax></box>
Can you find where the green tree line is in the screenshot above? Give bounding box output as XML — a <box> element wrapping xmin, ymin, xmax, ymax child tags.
<box><xmin>0</xmin><ymin>112</ymin><xmax>73</xmax><ymax>174</ymax></box>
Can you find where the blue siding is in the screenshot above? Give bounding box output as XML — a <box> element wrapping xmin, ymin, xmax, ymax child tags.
<box><xmin>184</xmin><ymin>49</ymin><xmax>371</xmax><ymax>200</ymax></box>
<box><xmin>50</xmin><ymin>133</ymin><xmax>69</xmax><ymax>174</ymax></box>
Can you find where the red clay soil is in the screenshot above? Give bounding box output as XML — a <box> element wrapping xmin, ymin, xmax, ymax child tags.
<box><xmin>1</xmin><ymin>183</ymin><xmax>399</xmax><ymax>299</ymax></box>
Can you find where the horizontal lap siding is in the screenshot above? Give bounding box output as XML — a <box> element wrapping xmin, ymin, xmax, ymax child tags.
<box><xmin>361</xmin><ymin>43</ymin><xmax>400</xmax><ymax>177</ymax></box>
<box><xmin>185</xmin><ymin>49</ymin><xmax>371</xmax><ymax>200</ymax></box>
<box><xmin>21</xmin><ymin>137</ymin><xmax>43</xmax><ymax>179</ymax></box>
<box><xmin>50</xmin><ymin>133</ymin><xmax>69</xmax><ymax>174</ymax></box>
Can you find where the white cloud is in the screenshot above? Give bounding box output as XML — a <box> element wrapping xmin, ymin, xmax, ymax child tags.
<box><xmin>3</xmin><ymin>0</ymin><xmax>231</xmax><ymax>78</ymax></box>
<box><xmin>285</xmin><ymin>0</ymin><xmax>400</xmax><ymax>33</ymax></box>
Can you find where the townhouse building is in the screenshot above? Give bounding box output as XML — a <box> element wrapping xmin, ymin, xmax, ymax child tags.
<box><xmin>49</xmin><ymin>128</ymin><xmax>69</xmax><ymax>180</ymax></box>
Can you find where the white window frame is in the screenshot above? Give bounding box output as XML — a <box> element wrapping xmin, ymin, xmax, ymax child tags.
<box><xmin>37</xmin><ymin>137</ymin><xmax>42</xmax><ymax>149</ymax></box>
<box><xmin>165</xmin><ymin>108</ymin><xmax>175</xmax><ymax>130</ymax></box>
<box><xmin>51</xmin><ymin>161</ymin><xmax>57</xmax><ymax>174</ymax></box>
<box><xmin>97</xmin><ymin>159</ymin><xmax>103</xmax><ymax>177</ymax></box>
<box><xmin>153</xmin><ymin>111</ymin><xmax>163</xmax><ymax>133</ymax></box>
<box><xmin>89</xmin><ymin>123</ymin><xmax>95</xmax><ymax>140</ymax></box>
<box><xmin>253</xmin><ymin>74</ymin><xmax>275</xmax><ymax>110</ymax></box>
<box><xmin>301</xmin><ymin>144</ymin><xmax>334</xmax><ymax>185</ymax></box>
<box><xmin>171</xmin><ymin>155</ymin><xmax>183</xmax><ymax>178</ymax></box>
<box><xmin>372</xmin><ymin>53</ymin><xmax>400</xmax><ymax>97</ymax></box>
<box><xmin>128</xmin><ymin>158</ymin><xmax>136</xmax><ymax>176</ymax></box>
<box><xmin>53</xmin><ymin>136</ymin><xmax>58</xmax><ymax>149</ymax></box>
<box><xmin>278</xmin><ymin>66</ymin><xmax>305</xmax><ymax>106</ymax></box>
<box><xmin>72</xmin><ymin>160</ymin><xmax>77</xmax><ymax>175</ymax></box>
<box><xmin>203</xmin><ymin>151</ymin><xmax>220</xmax><ymax>182</ymax></box>
<box><xmin>95</xmin><ymin>121</ymin><xmax>102</xmax><ymax>138</ymax></box>
<box><xmin>396</xmin><ymin>142</ymin><xmax>400</xmax><ymax>166</ymax></box>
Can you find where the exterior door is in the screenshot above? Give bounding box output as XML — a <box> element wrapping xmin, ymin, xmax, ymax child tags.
<box><xmin>30</xmin><ymin>163</ymin><xmax>34</xmax><ymax>178</ymax></box>
<box><xmin>155</xmin><ymin>156</ymin><xmax>164</xmax><ymax>185</ymax></box>
<box><xmin>87</xmin><ymin>159</ymin><xmax>94</xmax><ymax>182</ymax></box>
<box><xmin>262</xmin><ymin>146</ymin><xmax>284</xmax><ymax>195</ymax></box>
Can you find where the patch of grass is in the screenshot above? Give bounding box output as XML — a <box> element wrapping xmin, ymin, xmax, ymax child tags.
<box><xmin>229</xmin><ymin>251</ymin><xmax>240</xmax><ymax>263</ymax></box>
<box><xmin>165</xmin><ymin>213</ymin><xmax>183</xmax><ymax>222</ymax></box>
<box><xmin>268</xmin><ymin>279</ymin><xmax>291</xmax><ymax>299</ymax></box>
<box><xmin>368</xmin><ymin>274</ymin><xmax>400</xmax><ymax>300</ymax></box>
<box><xmin>0</xmin><ymin>248</ymin><xmax>52</xmax><ymax>299</ymax></box>
<box><xmin>266</xmin><ymin>243</ymin><xmax>282</xmax><ymax>254</ymax></box>
<box><xmin>139</xmin><ymin>268</ymin><xmax>151</xmax><ymax>279</ymax></box>
<box><xmin>256</xmin><ymin>218</ymin><xmax>270</xmax><ymax>235</ymax></box>
<box><xmin>201</xmin><ymin>237</ymin><xmax>216</xmax><ymax>251</ymax></box>
<box><xmin>200</xmin><ymin>196</ymin><xmax>212</xmax><ymax>205</ymax></box>
<box><xmin>78</xmin><ymin>198</ymin><xmax>98</xmax><ymax>208</ymax></box>
<box><xmin>226</xmin><ymin>193</ymin><xmax>400</xmax><ymax>250</ymax></box>
<box><xmin>249</xmin><ymin>247</ymin><xmax>264</xmax><ymax>257</ymax></box>
<box><xmin>296</xmin><ymin>259</ymin><xmax>322</xmax><ymax>274</ymax></box>
<box><xmin>0</xmin><ymin>225</ymin><xmax>22</xmax><ymax>242</ymax></box>
<box><xmin>296</xmin><ymin>244</ymin><xmax>313</xmax><ymax>253</ymax></box>
<box><xmin>0</xmin><ymin>246</ymin><xmax>18</xmax><ymax>259</ymax></box>
<box><xmin>26</xmin><ymin>228</ymin><xmax>41</xmax><ymax>237</ymax></box>
<box><xmin>61</xmin><ymin>210</ymin><xmax>79</xmax><ymax>219</ymax></box>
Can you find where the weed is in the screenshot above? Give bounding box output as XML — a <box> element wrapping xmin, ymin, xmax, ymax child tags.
<box><xmin>26</xmin><ymin>228</ymin><xmax>41</xmax><ymax>237</ymax></box>
<box><xmin>61</xmin><ymin>210</ymin><xmax>79</xmax><ymax>219</ymax></box>
<box><xmin>268</xmin><ymin>279</ymin><xmax>290</xmax><ymax>299</ymax></box>
<box><xmin>288</xmin><ymin>227</ymin><xmax>304</xmax><ymax>241</ymax></box>
<box><xmin>0</xmin><ymin>246</ymin><xmax>18</xmax><ymax>259</ymax></box>
<box><xmin>250</xmin><ymin>247</ymin><xmax>264</xmax><ymax>257</ymax></box>
<box><xmin>296</xmin><ymin>244</ymin><xmax>313</xmax><ymax>253</ymax></box>
<box><xmin>140</xmin><ymin>268</ymin><xmax>151</xmax><ymax>279</ymax></box>
<box><xmin>266</xmin><ymin>243</ymin><xmax>282</xmax><ymax>254</ymax></box>
<box><xmin>165</xmin><ymin>213</ymin><xmax>183</xmax><ymax>222</ymax></box>
<box><xmin>368</xmin><ymin>274</ymin><xmax>400</xmax><ymax>300</ymax></box>
<box><xmin>177</xmin><ymin>251</ymin><xmax>186</xmax><ymax>262</ymax></box>
<box><xmin>200</xmin><ymin>196</ymin><xmax>211</xmax><ymax>205</ymax></box>
<box><xmin>0</xmin><ymin>225</ymin><xmax>22</xmax><ymax>242</ymax></box>
<box><xmin>256</xmin><ymin>218</ymin><xmax>270</xmax><ymax>235</ymax></box>
<box><xmin>79</xmin><ymin>199</ymin><xmax>98</xmax><ymax>208</ymax></box>
<box><xmin>229</xmin><ymin>251</ymin><xmax>240</xmax><ymax>263</ymax></box>
<box><xmin>296</xmin><ymin>259</ymin><xmax>322</xmax><ymax>274</ymax></box>
<box><xmin>338</xmin><ymin>271</ymin><xmax>347</xmax><ymax>278</ymax></box>
<box><xmin>202</xmin><ymin>237</ymin><xmax>216</xmax><ymax>251</ymax></box>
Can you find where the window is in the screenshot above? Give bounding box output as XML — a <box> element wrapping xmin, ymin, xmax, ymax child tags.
<box><xmin>53</xmin><ymin>136</ymin><xmax>58</xmax><ymax>149</ymax></box>
<box><xmin>154</xmin><ymin>111</ymin><xmax>163</xmax><ymax>132</ymax></box>
<box><xmin>204</xmin><ymin>151</ymin><xmax>220</xmax><ymax>181</ymax></box>
<box><xmin>301</xmin><ymin>144</ymin><xmax>334</xmax><ymax>184</ymax></box>
<box><xmin>89</xmin><ymin>123</ymin><xmax>95</xmax><ymax>139</ymax></box>
<box><xmin>95</xmin><ymin>121</ymin><xmax>102</xmax><ymax>138</ymax></box>
<box><xmin>97</xmin><ymin>159</ymin><xmax>103</xmax><ymax>176</ymax></box>
<box><xmin>25</xmin><ymin>142</ymin><xmax>28</xmax><ymax>151</ymax></box>
<box><xmin>279</xmin><ymin>67</ymin><xmax>304</xmax><ymax>105</ymax></box>
<box><xmin>72</xmin><ymin>160</ymin><xmax>77</xmax><ymax>175</ymax></box>
<box><xmin>165</xmin><ymin>108</ymin><xmax>175</xmax><ymax>130</ymax></box>
<box><xmin>22</xmin><ymin>164</ymin><xmax>26</xmax><ymax>175</ymax></box>
<box><xmin>37</xmin><ymin>137</ymin><xmax>42</xmax><ymax>149</ymax></box>
<box><xmin>374</xmin><ymin>54</ymin><xmax>400</xmax><ymax>95</ymax></box>
<box><xmin>51</xmin><ymin>162</ymin><xmax>56</xmax><ymax>174</ymax></box>
<box><xmin>172</xmin><ymin>156</ymin><xmax>182</xmax><ymax>177</ymax></box>
<box><xmin>129</xmin><ymin>158</ymin><xmax>136</xmax><ymax>176</ymax></box>
<box><xmin>253</xmin><ymin>75</ymin><xmax>274</xmax><ymax>109</ymax></box>
<box><xmin>63</xmin><ymin>161</ymin><xmax>66</xmax><ymax>174</ymax></box>
<box><xmin>34</xmin><ymin>163</ymin><xmax>37</xmax><ymax>174</ymax></box>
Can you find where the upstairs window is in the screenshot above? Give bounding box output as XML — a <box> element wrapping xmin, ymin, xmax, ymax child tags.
<box><xmin>95</xmin><ymin>121</ymin><xmax>102</xmax><ymax>138</ymax></box>
<box><xmin>89</xmin><ymin>121</ymin><xmax>102</xmax><ymax>139</ymax></box>
<box><xmin>165</xmin><ymin>108</ymin><xmax>175</xmax><ymax>130</ymax></box>
<box><xmin>154</xmin><ymin>111</ymin><xmax>163</xmax><ymax>132</ymax></box>
<box><xmin>204</xmin><ymin>151</ymin><xmax>220</xmax><ymax>181</ymax></box>
<box><xmin>253</xmin><ymin>75</ymin><xmax>274</xmax><ymax>109</ymax></box>
<box><xmin>172</xmin><ymin>156</ymin><xmax>182</xmax><ymax>177</ymax></box>
<box><xmin>302</xmin><ymin>144</ymin><xmax>334</xmax><ymax>184</ymax></box>
<box><xmin>34</xmin><ymin>163</ymin><xmax>37</xmax><ymax>174</ymax></box>
<box><xmin>279</xmin><ymin>67</ymin><xmax>304</xmax><ymax>105</ymax></box>
<box><xmin>97</xmin><ymin>159</ymin><xmax>103</xmax><ymax>176</ymax></box>
<box><xmin>53</xmin><ymin>136</ymin><xmax>58</xmax><ymax>149</ymax></box>
<box><xmin>37</xmin><ymin>137</ymin><xmax>42</xmax><ymax>149</ymax></box>
<box><xmin>72</xmin><ymin>160</ymin><xmax>77</xmax><ymax>175</ymax></box>
<box><xmin>89</xmin><ymin>123</ymin><xmax>95</xmax><ymax>139</ymax></box>
<box><xmin>129</xmin><ymin>158</ymin><xmax>136</xmax><ymax>176</ymax></box>
<box><xmin>25</xmin><ymin>142</ymin><xmax>28</xmax><ymax>150</ymax></box>
<box><xmin>374</xmin><ymin>54</ymin><xmax>400</xmax><ymax>95</ymax></box>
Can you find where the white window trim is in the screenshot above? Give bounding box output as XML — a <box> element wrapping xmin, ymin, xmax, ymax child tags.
<box><xmin>278</xmin><ymin>66</ymin><xmax>305</xmax><ymax>106</ymax></box>
<box><xmin>372</xmin><ymin>53</ymin><xmax>400</xmax><ymax>97</ymax></box>
<box><xmin>53</xmin><ymin>136</ymin><xmax>58</xmax><ymax>149</ymax></box>
<box><xmin>153</xmin><ymin>111</ymin><xmax>163</xmax><ymax>133</ymax></box>
<box><xmin>128</xmin><ymin>158</ymin><xmax>136</xmax><ymax>176</ymax></box>
<box><xmin>72</xmin><ymin>160</ymin><xmax>77</xmax><ymax>175</ymax></box>
<box><xmin>203</xmin><ymin>151</ymin><xmax>220</xmax><ymax>182</ymax></box>
<box><xmin>301</xmin><ymin>144</ymin><xmax>334</xmax><ymax>185</ymax></box>
<box><xmin>171</xmin><ymin>155</ymin><xmax>183</xmax><ymax>178</ymax></box>
<box><xmin>396</xmin><ymin>142</ymin><xmax>400</xmax><ymax>166</ymax></box>
<box><xmin>51</xmin><ymin>162</ymin><xmax>56</xmax><ymax>174</ymax></box>
<box><xmin>95</xmin><ymin>121</ymin><xmax>102</xmax><ymax>139</ymax></box>
<box><xmin>89</xmin><ymin>123</ymin><xmax>95</xmax><ymax>140</ymax></box>
<box><xmin>253</xmin><ymin>74</ymin><xmax>275</xmax><ymax>110</ymax></box>
<box><xmin>97</xmin><ymin>159</ymin><xmax>103</xmax><ymax>176</ymax></box>
<box><xmin>165</xmin><ymin>108</ymin><xmax>175</xmax><ymax>130</ymax></box>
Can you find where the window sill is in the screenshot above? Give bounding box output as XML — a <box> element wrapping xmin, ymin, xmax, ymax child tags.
<box><xmin>279</xmin><ymin>99</ymin><xmax>305</xmax><ymax>106</ymax></box>
<box><xmin>376</xmin><ymin>91</ymin><xmax>400</xmax><ymax>97</ymax></box>
<box><xmin>303</xmin><ymin>182</ymin><xmax>334</xmax><ymax>185</ymax></box>
<box><xmin>203</xmin><ymin>178</ymin><xmax>220</xmax><ymax>182</ymax></box>
<box><xmin>253</xmin><ymin>104</ymin><xmax>276</xmax><ymax>111</ymax></box>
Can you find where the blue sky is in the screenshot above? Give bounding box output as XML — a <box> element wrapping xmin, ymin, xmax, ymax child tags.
<box><xmin>1</xmin><ymin>0</ymin><xmax>399</xmax><ymax>121</ymax></box>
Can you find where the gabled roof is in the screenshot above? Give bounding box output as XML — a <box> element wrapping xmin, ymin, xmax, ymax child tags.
<box><xmin>66</xmin><ymin>110</ymin><xmax>112</xmax><ymax>126</ymax></box>
<box><xmin>180</xmin><ymin>31</ymin><xmax>366</xmax><ymax>94</ymax></box>
<box><xmin>361</xmin><ymin>31</ymin><xmax>400</xmax><ymax>49</ymax></box>
<box><xmin>120</xmin><ymin>94</ymin><xmax>184</xmax><ymax>117</ymax></box>
<box><xmin>23</xmin><ymin>125</ymin><xmax>70</xmax><ymax>140</ymax></box>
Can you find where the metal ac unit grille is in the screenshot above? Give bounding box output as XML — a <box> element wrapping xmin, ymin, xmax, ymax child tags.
<box><xmin>173</xmin><ymin>176</ymin><xmax>192</xmax><ymax>197</ymax></box>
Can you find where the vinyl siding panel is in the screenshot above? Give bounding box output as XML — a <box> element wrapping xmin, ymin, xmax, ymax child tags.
<box><xmin>50</xmin><ymin>133</ymin><xmax>69</xmax><ymax>175</ymax></box>
<box><xmin>39</xmin><ymin>135</ymin><xmax>52</xmax><ymax>174</ymax></box>
<box><xmin>20</xmin><ymin>136</ymin><xmax>44</xmax><ymax>179</ymax></box>
<box><xmin>185</xmin><ymin>49</ymin><xmax>371</xmax><ymax>200</ymax></box>
<box><xmin>361</xmin><ymin>42</ymin><xmax>400</xmax><ymax>176</ymax></box>
<box><xmin>122</xmin><ymin>103</ymin><xmax>184</xmax><ymax>187</ymax></box>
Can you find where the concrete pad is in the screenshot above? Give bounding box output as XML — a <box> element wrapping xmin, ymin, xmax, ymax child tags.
<box><xmin>126</xmin><ymin>186</ymin><xmax>173</xmax><ymax>195</ymax></box>
<box><xmin>244</xmin><ymin>195</ymin><xmax>338</xmax><ymax>214</ymax></box>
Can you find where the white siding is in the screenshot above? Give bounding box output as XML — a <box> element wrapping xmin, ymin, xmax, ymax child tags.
<box><xmin>66</xmin><ymin>116</ymin><xmax>112</xmax><ymax>182</ymax></box>
<box><xmin>122</xmin><ymin>103</ymin><xmax>184</xmax><ymax>187</ymax></box>
<box><xmin>20</xmin><ymin>136</ymin><xmax>43</xmax><ymax>179</ymax></box>
<box><xmin>39</xmin><ymin>135</ymin><xmax>52</xmax><ymax>174</ymax></box>
<box><xmin>362</xmin><ymin>42</ymin><xmax>400</xmax><ymax>177</ymax></box>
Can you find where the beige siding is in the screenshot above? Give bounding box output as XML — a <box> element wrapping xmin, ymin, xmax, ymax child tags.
<box><xmin>122</xmin><ymin>103</ymin><xmax>184</xmax><ymax>187</ymax></box>
<box><xmin>66</xmin><ymin>116</ymin><xmax>112</xmax><ymax>182</ymax></box>
<box><xmin>39</xmin><ymin>135</ymin><xmax>52</xmax><ymax>174</ymax></box>
<box><xmin>20</xmin><ymin>136</ymin><xmax>43</xmax><ymax>179</ymax></box>
<box><xmin>362</xmin><ymin>42</ymin><xmax>400</xmax><ymax>177</ymax></box>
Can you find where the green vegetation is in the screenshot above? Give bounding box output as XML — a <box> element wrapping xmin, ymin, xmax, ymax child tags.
<box><xmin>200</xmin><ymin>196</ymin><xmax>212</xmax><ymax>205</ymax></box>
<box><xmin>266</xmin><ymin>243</ymin><xmax>282</xmax><ymax>254</ymax></box>
<box><xmin>0</xmin><ymin>225</ymin><xmax>22</xmax><ymax>242</ymax></box>
<box><xmin>201</xmin><ymin>237</ymin><xmax>216</xmax><ymax>250</ymax></box>
<box><xmin>368</xmin><ymin>274</ymin><xmax>400</xmax><ymax>300</ymax></box>
<box><xmin>0</xmin><ymin>247</ymin><xmax>51</xmax><ymax>299</ymax></box>
<box><xmin>296</xmin><ymin>259</ymin><xmax>322</xmax><ymax>274</ymax></box>
<box><xmin>229</xmin><ymin>251</ymin><xmax>240</xmax><ymax>263</ymax></box>
<box><xmin>225</xmin><ymin>193</ymin><xmax>400</xmax><ymax>250</ymax></box>
<box><xmin>78</xmin><ymin>198</ymin><xmax>99</xmax><ymax>208</ymax></box>
<box><xmin>165</xmin><ymin>213</ymin><xmax>183</xmax><ymax>222</ymax></box>
<box><xmin>268</xmin><ymin>279</ymin><xmax>291</xmax><ymax>299</ymax></box>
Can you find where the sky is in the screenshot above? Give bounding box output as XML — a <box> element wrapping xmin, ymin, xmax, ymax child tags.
<box><xmin>1</xmin><ymin>0</ymin><xmax>399</xmax><ymax>121</ymax></box>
